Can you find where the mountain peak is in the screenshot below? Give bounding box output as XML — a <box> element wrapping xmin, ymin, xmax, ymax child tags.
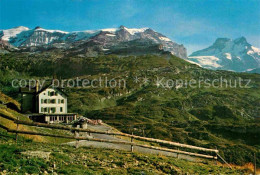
<box><xmin>34</xmin><ymin>26</ymin><xmax>42</xmax><ymax>30</ymax></box>
<box><xmin>213</xmin><ymin>38</ymin><xmax>231</xmax><ymax>44</ymax></box>
<box><xmin>234</xmin><ymin>36</ymin><xmax>247</xmax><ymax>44</ymax></box>
<box><xmin>210</xmin><ymin>38</ymin><xmax>232</xmax><ymax>51</ymax></box>
<box><xmin>212</xmin><ymin>37</ymin><xmax>248</xmax><ymax>46</ymax></box>
<box><xmin>119</xmin><ymin>25</ymin><xmax>126</xmax><ymax>29</ymax></box>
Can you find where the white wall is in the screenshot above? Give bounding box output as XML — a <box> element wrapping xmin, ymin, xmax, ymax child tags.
<box><xmin>38</xmin><ymin>88</ymin><xmax>67</xmax><ymax>114</ymax></box>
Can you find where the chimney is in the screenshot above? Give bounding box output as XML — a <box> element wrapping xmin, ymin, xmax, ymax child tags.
<box><xmin>36</xmin><ymin>80</ymin><xmax>39</xmax><ymax>93</ymax></box>
<box><xmin>52</xmin><ymin>74</ymin><xmax>57</xmax><ymax>87</ymax></box>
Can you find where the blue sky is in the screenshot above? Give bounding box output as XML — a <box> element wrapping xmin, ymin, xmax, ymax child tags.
<box><xmin>0</xmin><ymin>0</ymin><xmax>260</xmax><ymax>54</ymax></box>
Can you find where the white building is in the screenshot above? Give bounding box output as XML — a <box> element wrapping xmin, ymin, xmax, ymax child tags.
<box><xmin>20</xmin><ymin>83</ymin><xmax>77</xmax><ymax>123</ymax></box>
<box><xmin>37</xmin><ymin>86</ymin><xmax>67</xmax><ymax>114</ymax></box>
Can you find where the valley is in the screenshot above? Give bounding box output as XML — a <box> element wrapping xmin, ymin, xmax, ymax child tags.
<box><xmin>0</xmin><ymin>50</ymin><xmax>259</xmax><ymax>169</ymax></box>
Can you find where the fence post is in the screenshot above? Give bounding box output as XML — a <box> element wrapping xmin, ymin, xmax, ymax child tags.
<box><xmin>254</xmin><ymin>153</ymin><xmax>256</xmax><ymax>175</ymax></box>
<box><xmin>216</xmin><ymin>153</ymin><xmax>232</xmax><ymax>169</ymax></box>
<box><xmin>215</xmin><ymin>147</ymin><xmax>218</xmax><ymax>165</ymax></box>
<box><xmin>75</xmin><ymin>125</ymin><xmax>80</xmax><ymax>148</ymax></box>
<box><xmin>131</xmin><ymin>132</ymin><xmax>134</xmax><ymax>152</ymax></box>
<box><xmin>15</xmin><ymin>117</ymin><xmax>19</xmax><ymax>144</ymax></box>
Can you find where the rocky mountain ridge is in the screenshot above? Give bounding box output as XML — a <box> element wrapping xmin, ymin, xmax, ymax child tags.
<box><xmin>0</xmin><ymin>26</ymin><xmax>187</xmax><ymax>58</ymax></box>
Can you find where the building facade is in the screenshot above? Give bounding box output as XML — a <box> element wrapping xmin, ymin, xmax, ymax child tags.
<box><xmin>37</xmin><ymin>87</ymin><xmax>67</xmax><ymax>114</ymax></box>
<box><xmin>20</xmin><ymin>83</ymin><xmax>77</xmax><ymax>124</ymax></box>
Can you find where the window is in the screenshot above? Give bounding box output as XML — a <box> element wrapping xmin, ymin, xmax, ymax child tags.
<box><xmin>41</xmin><ymin>107</ymin><xmax>44</xmax><ymax>112</ymax></box>
<box><xmin>60</xmin><ymin>107</ymin><xmax>63</xmax><ymax>112</ymax></box>
<box><xmin>44</xmin><ymin>99</ymin><xmax>47</xmax><ymax>104</ymax></box>
<box><xmin>50</xmin><ymin>99</ymin><xmax>56</xmax><ymax>104</ymax></box>
<box><xmin>58</xmin><ymin>99</ymin><xmax>61</xmax><ymax>104</ymax></box>
<box><xmin>48</xmin><ymin>91</ymin><xmax>57</xmax><ymax>96</ymax></box>
<box><xmin>41</xmin><ymin>99</ymin><xmax>43</xmax><ymax>104</ymax></box>
<box><xmin>50</xmin><ymin>107</ymin><xmax>56</xmax><ymax>113</ymax></box>
<box><xmin>61</xmin><ymin>99</ymin><xmax>64</xmax><ymax>104</ymax></box>
<box><xmin>44</xmin><ymin>108</ymin><xmax>47</xmax><ymax>112</ymax></box>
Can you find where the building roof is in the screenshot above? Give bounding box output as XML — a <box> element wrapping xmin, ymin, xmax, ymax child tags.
<box><xmin>19</xmin><ymin>86</ymin><xmax>36</xmax><ymax>94</ymax></box>
<box><xmin>36</xmin><ymin>84</ymin><xmax>68</xmax><ymax>97</ymax></box>
<box><xmin>20</xmin><ymin>83</ymin><xmax>68</xmax><ymax>97</ymax></box>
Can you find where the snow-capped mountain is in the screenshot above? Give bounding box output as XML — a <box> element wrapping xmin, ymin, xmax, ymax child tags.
<box><xmin>0</xmin><ymin>26</ymin><xmax>187</xmax><ymax>58</ymax></box>
<box><xmin>187</xmin><ymin>37</ymin><xmax>260</xmax><ymax>72</ymax></box>
<box><xmin>0</xmin><ymin>26</ymin><xmax>30</xmax><ymax>41</ymax></box>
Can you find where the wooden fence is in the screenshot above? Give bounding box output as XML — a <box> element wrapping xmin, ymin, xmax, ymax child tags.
<box><xmin>0</xmin><ymin>113</ymin><xmax>220</xmax><ymax>160</ymax></box>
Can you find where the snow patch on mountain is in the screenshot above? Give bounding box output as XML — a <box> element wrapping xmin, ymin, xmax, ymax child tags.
<box><xmin>64</xmin><ymin>30</ymin><xmax>101</xmax><ymax>41</ymax></box>
<box><xmin>106</xmin><ymin>33</ymin><xmax>116</xmax><ymax>37</ymax></box>
<box><xmin>100</xmin><ymin>28</ymin><xmax>118</xmax><ymax>33</ymax></box>
<box><xmin>248</xmin><ymin>46</ymin><xmax>260</xmax><ymax>55</ymax></box>
<box><xmin>224</xmin><ymin>53</ymin><xmax>232</xmax><ymax>60</ymax></box>
<box><xmin>184</xmin><ymin>59</ymin><xmax>202</xmax><ymax>67</ymax></box>
<box><xmin>124</xmin><ymin>27</ymin><xmax>149</xmax><ymax>35</ymax></box>
<box><xmin>159</xmin><ymin>36</ymin><xmax>171</xmax><ymax>42</ymax></box>
<box><xmin>188</xmin><ymin>56</ymin><xmax>222</xmax><ymax>69</ymax></box>
<box><xmin>34</xmin><ymin>27</ymin><xmax>68</xmax><ymax>34</ymax></box>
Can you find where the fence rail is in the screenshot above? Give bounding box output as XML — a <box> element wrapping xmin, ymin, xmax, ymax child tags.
<box><xmin>0</xmin><ymin>114</ymin><xmax>218</xmax><ymax>160</ymax></box>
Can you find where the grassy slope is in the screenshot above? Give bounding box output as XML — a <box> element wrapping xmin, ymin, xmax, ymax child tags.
<box><xmin>0</xmin><ymin>130</ymin><xmax>249</xmax><ymax>174</ymax></box>
<box><xmin>0</xmin><ymin>95</ymin><xmax>74</xmax><ymax>143</ymax></box>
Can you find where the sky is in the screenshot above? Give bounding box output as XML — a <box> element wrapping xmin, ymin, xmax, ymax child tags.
<box><xmin>0</xmin><ymin>0</ymin><xmax>260</xmax><ymax>54</ymax></box>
